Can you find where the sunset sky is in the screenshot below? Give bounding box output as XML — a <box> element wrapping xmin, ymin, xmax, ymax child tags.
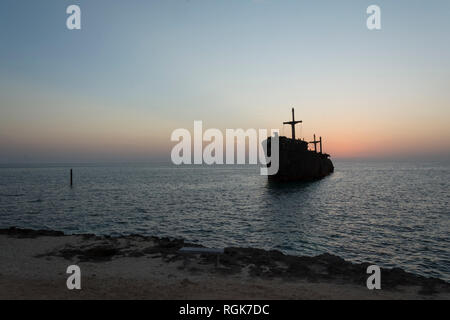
<box><xmin>1</xmin><ymin>0</ymin><xmax>449</xmax><ymax>162</ymax></box>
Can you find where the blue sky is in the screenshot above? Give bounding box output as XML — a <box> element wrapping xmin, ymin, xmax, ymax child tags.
<box><xmin>1</xmin><ymin>0</ymin><xmax>449</xmax><ymax>162</ymax></box>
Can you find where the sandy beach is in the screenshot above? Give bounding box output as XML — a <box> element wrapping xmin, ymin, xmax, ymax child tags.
<box><xmin>0</xmin><ymin>227</ymin><xmax>448</xmax><ymax>300</ymax></box>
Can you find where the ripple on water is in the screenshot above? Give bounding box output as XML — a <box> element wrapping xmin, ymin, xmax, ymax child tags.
<box><xmin>0</xmin><ymin>161</ymin><xmax>449</xmax><ymax>281</ymax></box>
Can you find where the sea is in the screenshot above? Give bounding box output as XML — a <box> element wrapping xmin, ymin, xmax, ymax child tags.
<box><xmin>0</xmin><ymin>160</ymin><xmax>449</xmax><ymax>281</ymax></box>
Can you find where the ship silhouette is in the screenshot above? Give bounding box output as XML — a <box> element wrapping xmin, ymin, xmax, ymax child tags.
<box><xmin>265</xmin><ymin>108</ymin><xmax>334</xmax><ymax>181</ymax></box>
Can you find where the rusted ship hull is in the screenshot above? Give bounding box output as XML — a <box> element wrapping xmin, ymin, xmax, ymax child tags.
<box><xmin>265</xmin><ymin>136</ymin><xmax>334</xmax><ymax>182</ymax></box>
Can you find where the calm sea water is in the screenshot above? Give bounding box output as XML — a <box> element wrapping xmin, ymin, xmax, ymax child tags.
<box><xmin>0</xmin><ymin>160</ymin><xmax>449</xmax><ymax>281</ymax></box>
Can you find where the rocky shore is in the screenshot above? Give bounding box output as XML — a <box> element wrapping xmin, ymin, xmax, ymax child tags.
<box><xmin>0</xmin><ymin>227</ymin><xmax>448</xmax><ymax>299</ymax></box>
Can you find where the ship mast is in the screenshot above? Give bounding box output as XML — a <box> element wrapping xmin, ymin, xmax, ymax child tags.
<box><xmin>309</xmin><ymin>134</ymin><xmax>323</xmax><ymax>154</ymax></box>
<box><xmin>283</xmin><ymin>108</ymin><xmax>302</xmax><ymax>140</ymax></box>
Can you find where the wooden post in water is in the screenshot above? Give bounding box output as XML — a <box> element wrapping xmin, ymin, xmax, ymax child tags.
<box><xmin>319</xmin><ymin>137</ymin><xmax>322</xmax><ymax>154</ymax></box>
<box><xmin>70</xmin><ymin>169</ymin><xmax>73</xmax><ymax>187</ymax></box>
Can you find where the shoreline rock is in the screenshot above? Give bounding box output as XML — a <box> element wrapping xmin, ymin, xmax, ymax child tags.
<box><xmin>1</xmin><ymin>226</ymin><xmax>449</xmax><ymax>296</ymax></box>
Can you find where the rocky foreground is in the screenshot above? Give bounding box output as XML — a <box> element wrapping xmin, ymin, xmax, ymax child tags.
<box><xmin>0</xmin><ymin>227</ymin><xmax>448</xmax><ymax>299</ymax></box>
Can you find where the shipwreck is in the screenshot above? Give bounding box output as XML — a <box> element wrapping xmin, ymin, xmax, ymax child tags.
<box><xmin>265</xmin><ymin>108</ymin><xmax>334</xmax><ymax>181</ymax></box>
